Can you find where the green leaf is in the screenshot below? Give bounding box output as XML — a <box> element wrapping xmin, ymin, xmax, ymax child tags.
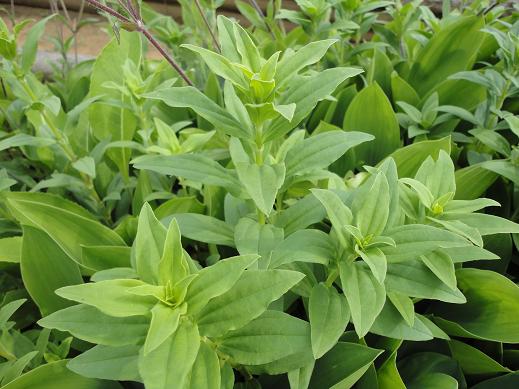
<box><xmin>185</xmin><ymin>254</ymin><xmax>258</xmax><ymax>315</ymax></box>
<box><xmin>270</xmin><ymin>229</ymin><xmax>334</xmax><ymax>268</ymax></box>
<box><xmin>67</xmin><ymin>345</ymin><xmax>141</xmax><ymax>382</ymax></box>
<box><xmin>308</xmin><ymin>342</ymin><xmax>382</xmax><ymax>389</ymax></box>
<box><xmin>311</xmin><ymin>189</ymin><xmax>352</xmax><ymax>247</ymax></box>
<box><xmin>197</xmin><ymin>270</ymin><xmax>304</xmax><ymax>337</ymax></box>
<box><xmin>230</xmin><ymin>138</ymin><xmax>285</xmax><ymax>215</ymax></box>
<box><xmin>88</xmin><ymin>31</ymin><xmax>141</xmax><ymax>179</ymax></box>
<box><xmin>377</xmin><ymin>351</ymin><xmax>406</xmax><ymax>389</ymax></box>
<box><xmin>343</xmin><ymin>82</ymin><xmax>400</xmax><ymax>166</ymax></box>
<box><xmin>274</xmin><ymin>194</ymin><xmax>326</xmax><ymax>236</ymax></box>
<box><xmin>81</xmin><ymin>246</ymin><xmax>131</xmax><ymax>270</ymax></box>
<box><xmin>276</xmin><ymin>39</ymin><xmax>337</xmax><ymax>86</ymax></box>
<box><xmin>134</xmin><ymin>203</ymin><xmax>167</xmax><ymax>284</ymax></box>
<box><xmin>386</xmin><ymin>262</ymin><xmax>466</xmax><ymax>303</ymax></box>
<box><xmin>219</xmin><ymin>310</ymin><xmax>311</xmax><ymax>366</ymax></box>
<box><xmin>234</xmin><ymin>218</ymin><xmax>283</xmax><ymax>259</ymax></box>
<box><xmin>0</xmin><ymin>237</ymin><xmax>21</xmax><ymax>264</ymax></box>
<box><xmin>358</xmin><ymin>247</ymin><xmax>387</xmax><ymax>284</ymax></box>
<box><xmin>431</xmin><ymin>268</ymin><xmax>519</xmax><ymax>343</ymax></box>
<box><xmin>144</xmin><ymin>303</ymin><xmax>183</xmax><ymax>355</ymax></box>
<box><xmin>1</xmin><ymin>351</ymin><xmax>38</xmax><ymax>385</ymax></box>
<box><xmin>1</xmin><ymin>360</ymin><xmax>122</xmax><ymax>389</ymax></box>
<box><xmin>186</xmin><ymin>342</ymin><xmax>221</xmax><ymax>389</ymax></box>
<box><xmin>4</xmin><ymin>192</ymin><xmax>126</xmax><ymax>269</ymax></box>
<box><xmin>132</xmin><ymin>154</ymin><xmax>241</xmax><ymax>194</ymax></box>
<box><xmin>38</xmin><ymin>304</ymin><xmax>148</xmax><ymax>346</ymax></box>
<box><xmin>471</xmin><ymin>372</ymin><xmax>519</xmax><ymax>389</ymax></box>
<box><xmin>266</xmin><ymin>68</ymin><xmax>364</xmax><ymax>141</ymax></box>
<box><xmin>21</xmin><ymin>226</ymin><xmax>83</xmax><ymax>316</ymax></box>
<box><xmin>455</xmin><ymin>163</ymin><xmax>498</xmax><ymax>200</ymax></box>
<box><xmin>386</xmin><ymin>136</ymin><xmax>451</xmax><ymax>178</ymax></box>
<box><xmin>442</xmin><ymin>213</ymin><xmax>519</xmax><ymax>235</ymax></box>
<box><xmin>388</xmin><ymin>291</ymin><xmax>415</xmax><ymax>326</ymax></box>
<box><xmin>285</xmin><ymin>131</ymin><xmax>373</xmax><ymax>177</ymax></box>
<box><xmin>309</xmin><ymin>283</ymin><xmax>350</xmax><ymax>358</ymax></box>
<box><xmin>144</xmin><ymin>87</ymin><xmax>249</xmax><ymax>138</ymax></box>
<box><xmin>382</xmin><ymin>224</ymin><xmax>470</xmax><ymax>263</ymax></box>
<box><xmin>158</xmin><ymin>218</ymin><xmax>188</xmax><ymax>286</ymax></box>
<box><xmin>420</xmin><ymin>250</ymin><xmax>457</xmax><ymax>290</ymax></box>
<box><xmin>0</xmin><ymin>134</ymin><xmax>55</xmax><ymax>152</ymax></box>
<box><xmin>21</xmin><ymin>15</ymin><xmax>56</xmax><ymax>73</ymax></box>
<box><xmin>448</xmin><ymin>339</ymin><xmax>510</xmax><ymax>375</ymax></box>
<box><xmin>339</xmin><ymin>261</ymin><xmax>386</xmax><ymax>338</ymax></box>
<box><xmin>353</xmin><ymin>173</ymin><xmax>390</xmax><ymax>236</ymax></box>
<box><xmin>173</xmin><ymin>213</ymin><xmax>235</xmax><ymax>246</ymax></box>
<box><xmin>415</xmin><ymin>151</ymin><xmax>455</xmax><ymax>200</ymax></box>
<box><xmin>370</xmin><ymin>302</ymin><xmax>434</xmax><ymax>341</ymax></box>
<box><xmin>56</xmin><ymin>279</ymin><xmax>155</xmax><ymax>317</ymax></box>
<box><xmin>139</xmin><ymin>320</ymin><xmax>200</xmax><ymax>389</ymax></box>
<box><xmin>408</xmin><ymin>16</ymin><xmax>484</xmax><ymax>96</ymax></box>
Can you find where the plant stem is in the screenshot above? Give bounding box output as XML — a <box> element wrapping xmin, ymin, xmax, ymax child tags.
<box><xmin>84</xmin><ymin>0</ymin><xmax>194</xmax><ymax>86</ymax></box>
<box><xmin>248</xmin><ymin>0</ymin><xmax>275</xmax><ymax>38</ymax></box>
<box><xmin>194</xmin><ymin>0</ymin><xmax>221</xmax><ymax>52</ymax></box>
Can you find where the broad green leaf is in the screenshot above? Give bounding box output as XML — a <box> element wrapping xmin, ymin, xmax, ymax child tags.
<box><xmin>21</xmin><ymin>15</ymin><xmax>56</xmax><ymax>73</ymax></box>
<box><xmin>407</xmin><ymin>16</ymin><xmax>484</xmax><ymax>96</ymax></box>
<box><xmin>134</xmin><ymin>203</ymin><xmax>167</xmax><ymax>284</ymax></box>
<box><xmin>88</xmin><ymin>31</ymin><xmax>141</xmax><ymax>178</ymax></box>
<box><xmin>388</xmin><ymin>291</ymin><xmax>415</xmax><ymax>326</ymax></box>
<box><xmin>415</xmin><ymin>151</ymin><xmax>455</xmax><ymax>199</ymax></box>
<box><xmin>270</xmin><ymin>229</ymin><xmax>334</xmax><ymax>268</ymax></box>
<box><xmin>0</xmin><ymin>299</ymin><xmax>26</xmax><ymax>328</ymax></box>
<box><xmin>132</xmin><ymin>154</ymin><xmax>241</xmax><ymax>194</ymax></box>
<box><xmin>144</xmin><ymin>303</ymin><xmax>183</xmax><ymax>355</ymax></box>
<box><xmin>382</xmin><ymin>224</ymin><xmax>470</xmax><ymax>262</ymax></box>
<box><xmin>230</xmin><ymin>138</ymin><xmax>285</xmax><ymax>216</ymax></box>
<box><xmin>139</xmin><ymin>320</ymin><xmax>200</xmax><ymax>389</ymax></box>
<box><xmin>81</xmin><ymin>246</ymin><xmax>131</xmax><ymax>270</ymax></box>
<box><xmin>186</xmin><ymin>342</ymin><xmax>221</xmax><ymax>389</ymax></box>
<box><xmin>276</xmin><ymin>39</ymin><xmax>337</xmax><ymax>86</ymax></box>
<box><xmin>431</xmin><ymin>268</ymin><xmax>519</xmax><ymax>343</ymax></box>
<box><xmin>339</xmin><ymin>261</ymin><xmax>386</xmax><ymax>338</ymax></box>
<box><xmin>386</xmin><ymin>262</ymin><xmax>466</xmax><ymax>303</ymax></box>
<box><xmin>448</xmin><ymin>339</ymin><xmax>510</xmax><ymax>375</ymax></box>
<box><xmin>308</xmin><ymin>342</ymin><xmax>382</xmax><ymax>389</ymax></box>
<box><xmin>56</xmin><ymin>279</ymin><xmax>155</xmax><ymax>317</ymax></box>
<box><xmin>311</xmin><ymin>189</ymin><xmax>352</xmax><ymax>247</ymax></box>
<box><xmin>377</xmin><ymin>351</ymin><xmax>406</xmax><ymax>389</ymax></box>
<box><xmin>443</xmin><ymin>213</ymin><xmax>519</xmax><ymax>235</ymax></box>
<box><xmin>285</xmin><ymin>131</ymin><xmax>373</xmax><ymax>177</ymax></box>
<box><xmin>288</xmin><ymin>362</ymin><xmax>315</xmax><ymax>389</ymax></box>
<box><xmin>353</xmin><ymin>173</ymin><xmax>390</xmax><ymax>236</ymax></box>
<box><xmin>370</xmin><ymin>301</ymin><xmax>433</xmax><ymax>341</ymax></box>
<box><xmin>197</xmin><ymin>270</ymin><xmax>304</xmax><ymax>337</ymax></box>
<box><xmin>233</xmin><ymin>22</ymin><xmax>261</xmax><ymax>72</ymax></box>
<box><xmin>309</xmin><ymin>283</ymin><xmax>350</xmax><ymax>358</ymax></box>
<box><xmin>420</xmin><ymin>250</ymin><xmax>457</xmax><ymax>290</ymax></box>
<box><xmin>386</xmin><ymin>136</ymin><xmax>451</xmax><ymax>178</ymax></box>
<box><xmin>0</xmin><ymin>237</ymin><xmax>21</xmax><ymax>264</ymax></box>
<box><xmin>471</xmin><ymin>372</ymin><xmax>519</xmax><ymax>389</ymax></box>
<box><xmin>219</xmin><ymin>310</ymin><xmax>311</xmax><ymax>366</ymax></box>
<box><xmin>391</xmin><ymin>72</ymin><xmax>420</xmax><ymax>106</ymax></box>
<box><xmin>455</xmin><ymin>163</ymin><xmax>498</xmax><ymax>200</ymax></box>
<box><xmin>158</xmin><ymin>218</ymin><xmax>187</xmax><ymax>286</ymax></box>
<box><xmin>234</xmin><ymin>218</ymin><xmax>283</xmax><ymax>260</ymax></box>
<box><xmin>1</xmin><ymin>351</ymin><xmax>38</xmax><ymax>385</ymax></box>
<box><xmin>273</xmin><ymin>194</ymin><xmax>326</xmax><ymax>236</ymax></box>
<box><xmin>358</xmin><ymin>247</ymin><xmax>387</xmax><ymax>284</ymax></box>
<box><xmin>343</xmin><ymin>82</ymin><xmax>400</xmax><ymax>166</ymax></box>
<box><xmin>182</xmin><ymin>44</ymin><xmax>247</xmax><ymax>88</ymax></box>
<box><xmin>5</xmin><ymin>193</ymin><xmax>126</xmax><ymax>269</ymax></box>
<box><xmin>144</xmin><ymin>87</ymin><xmax>248</xmax><ymax>138</ymax></box>
<box><xmin>21</xmin><ymin>226</ymin><xmax>83</xmax><ymax>316</ymax></box>
<box><xmin>67</xmin><ymin>345</ymin><xmax>141</xmax><ymax>382</ymax></box>
<box><xmin>0</xmin><ymin>134</ymin><xmax>55</xmax><ymax>152</ymax></box>
<box><xmin>185</xmin><ymin>254</ymin><xmax>258</xmax><ymax>315</ymax></box>
<box><xmin>2</xmin><ymin>360</ymin><xmax>121</xmax><ymax>389</ymax></box>
<box><xmin>38</xmin><ymin>304</ymin><xmax>148</xmax><ymax>346</ymax></box>
<box><xmin>266</xmin><ymin>68</ymin><xmax>364</xmax><ymax>141</ymax></box>
<box><xmin>173</xmin><ymin>213</ymin><xmax>235</xmax><ymax>246</ymax></box>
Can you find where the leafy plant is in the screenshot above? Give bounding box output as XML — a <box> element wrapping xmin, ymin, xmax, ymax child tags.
<box><xmin>1</xmin><ymin>0</ymin><xmax>519</xmax><ymax>388</ymax></box>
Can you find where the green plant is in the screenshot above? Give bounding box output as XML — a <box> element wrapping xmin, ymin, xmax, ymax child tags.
<box><xmin>1</xmin><ymin>0</ymin><xmax>519</xmax><ymax>388</ymax></box>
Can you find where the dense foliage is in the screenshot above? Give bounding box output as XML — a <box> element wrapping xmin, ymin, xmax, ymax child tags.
<box><xmin>1</xmin><ymin>0</ymin><xmax>519</xmax><ymax>388</ymax></box>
